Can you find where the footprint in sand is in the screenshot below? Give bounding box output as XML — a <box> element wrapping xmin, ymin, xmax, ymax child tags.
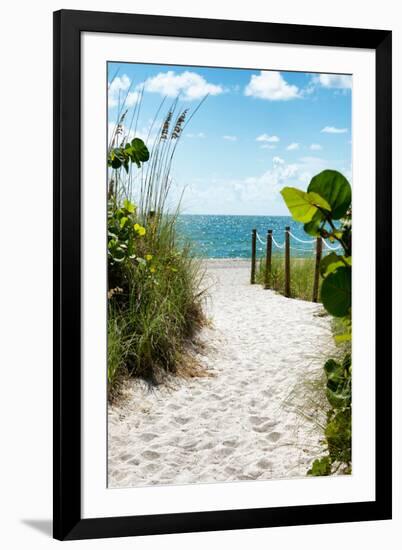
<box><xmin>215</xmin><ymin>446</ymin><xmax>234</xmax><ymax>458</ymax></box>
<box><xmin>225</xmin><ymin>465</ymin><xmax>240</xmax><ymax>476</ymax></box>
<box><xmin>200</xmin><ymin>409</ymin><xmax>216</xmax><ymax>420</ymax></box>
<box><xmin>198</xmin><ymin>440</ymin><xmax>215</xmax><ymax>450</ymax></box>
<box><xmin>249</xmin><ymin>415</ymin><xmax>269</xmax><ymax>426</ymax></box>
<box><xmin>174</xmin><ymin>416</ymin><xmax>191</xmax><ymax>425</ymax></box>
<box><xmin>222</xmin><ymin>438</ymin><xmax>238</xmax><ymax>448</ymax></box>
<box><xmin>252</xmin><ymin>421</ymin><xmax>278</xmax><ymax>433</ymax></box>
<box><xmin>210</xmin><ymin>393</ymin><xmax>222</xmax><ymax>400</ymax></box>
<box><xmin>237</xmin><ymin>473</ymin><xmax>258</xmax><ymax>481</ymax></box>
<box><xmin>140</xmin><ymin>432</ymin><xmax>158</xmax><ymax>442</ymax></box>
<box><xmin>143</xmin><ymin>463</ymin><xmax>160</xmax><ymax>473</ymax></box>
<box><xmin>256</xmin><ymin>458</ymin><xmax>273</xmax><ymax>469</ymax></box>
<box><xmin>180</xmin><ymin>440</ymin><xmax>199</xmax><ymax>451</ymax></box>
<box><xmin>165</xmin><ymin>436</ymin><xmax>181</xmax><ymax>446</ymax></box>
<box><xmin>119</xmin><ymin>453</ymin><xmax>132</xmax><ymax>462</ymax></box>
<box><xmin>267</xmin><ymin>431</ymin><xmax>282</xmax><ymax>443</ymax></box>
<box><xmin>142</xmin><ymin>450</ymin><xmax>160</xmax><ymax>460</ymax></box>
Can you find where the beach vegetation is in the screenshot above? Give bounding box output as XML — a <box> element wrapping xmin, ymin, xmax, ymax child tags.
<box><xmin>281</xmin><ymin>169</ymin><xmax>352</xmax><ymax>475</ymax></box>
<box><xmin>257</xmin><ymin>256</ymin><xmax>320</xmax><ymax>302</ymax></box>
<box><xmin>107</xmin><ymin>90</ymin><xmax>206</xmax><ymax>397</ymax></box>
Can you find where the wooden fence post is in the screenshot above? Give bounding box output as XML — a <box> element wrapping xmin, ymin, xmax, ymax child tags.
<box><xmin>285</xmin><ymin>226</ymin><xmax>291</xmax><ymax>297</ymax></box>
<box><xmin>312</xmin><ymin>236</ymin><xmax>323</xmax><ymax>302</ymax></box>
<box><xmin>250</xmin><ymin>229</ymin><xmax>257</xmax><ymax>284</ymax></box>
<box><xmin>264</xmin><ymin>230</ymin><xmax>273</xmax><ymax>289</ymax></box>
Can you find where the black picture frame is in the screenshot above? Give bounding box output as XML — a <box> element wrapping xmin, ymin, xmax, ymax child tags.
<box><xmin>53</xmin><ymin>9</ymin><xmax>392</xmax><ymax>541</ymax></box>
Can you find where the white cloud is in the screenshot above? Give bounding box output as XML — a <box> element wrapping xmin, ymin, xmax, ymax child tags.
<box><xmin>321</xmin><ymin>126</ymin><xmax>348</xmax><ymax>134</ymax></box>
<box><xmin>108</xmin><ymin>75</ymin><xmax>140</xmax><ymax>108</ymax></box>
<box><xmin>186</xmin><ymin>132</ymin><xmax>206</xmax><ymax>138</ymax></box>
<box><xmin>108</xmin><ymin>69</ymin><xmax>225</xmax><ymax>107</ymax></box>
<box><xmin>301</xmin><ymin>73</ymin><xmax>352</xmax><ymax>97</ymax></box>
<box><xmin>171</xmin><ymin>155</ymin><xmax>348</xmax><ymax>216</ymax></box>
<box><xmin>256</xmin><ymin>134</ymin><xmax>280</xmax><ymax>143</ymax></box>
<box><xmin>223</xmin><ymin>135</ymin><xmax>237</xmax><ymax>141</ymax></box>
<box><xmin>125</xmin><ymin>92</ymin><xmax>140</xmax><ymax>107</ymax></box>
<box><xmin>310</xmin><ymin>143</ymin><xmax>322</xmax><ymax>150</ymax></box>
<box><xmin>315</xmin><ymin>74</ymin><xmax>352</xmax><ymax>89</ymax></box>
<box><xmin>109</xmin><ymin>74</ymin><xmax>130</xmax><ymax>94</ymax></box>
<box><xmin>299</xmin><ymin>156</ymin><xmax>325</xmax><ymax>163</ymax></box>
<box><xmin>245</xmin><ymin>71</ymin><xmax>300</xmax><ymax>101</ymax></box>
<box><xmin>260</xmin><ymin>144</ymin><xmax>276</xmax><ymax>150</ymax></box>
<box><xmin>178</xmin><ymin>157</ymin><xmax>299</xmax><ymax>215</ymax></box>
<box><xmin>296</xmin><ymin>157</ymin><xmax>328</xmax><ymax>183</ymax></box>
<box><xmin>143</xmin><ymin>70</ymin><xmax>224</xmax><ymax>101</ymax></box>
<box><xmin>286</xmin><ymin>143</ymin><xmax>300</xmax><ymax>151</ymax></box>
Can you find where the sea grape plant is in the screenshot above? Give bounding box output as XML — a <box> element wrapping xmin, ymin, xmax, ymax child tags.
<box><xmin>107</xmin><ymin>134</ymin><xmax>151</xmax><ymax>290</ymax></box>
<box><xmin>281</xmin><ymin>170</ymin><xmax>352</xmax><ymax>476</ymax></box>
<box><xmin>281</xmin><ymin>170</ymin><xmax>352</xmax><ymax>319</ymax></box>
<box><xmin>307</xmin><ymin>353</ymin><xmax>352</xmax><ymax>475</ymax></box>
<box><xmin>108</xmin><ymin>137</ymin><xmax>150</xmax><ymax>172</ymax></box>
<box><xmin>108</xmin><ymin>199</ymin><xmax>146</xmax><ymax>267</ymax></box>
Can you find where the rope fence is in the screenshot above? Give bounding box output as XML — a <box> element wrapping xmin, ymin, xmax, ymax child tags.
<box><xmin>256</xmin><ymin>230</ymin><xmax>341</xmax><ymax>252</ymax></box>
<box><xmin>250</xmin><ymin>226</ymin><xmax>342</xmax><ymax>302</ymax></box>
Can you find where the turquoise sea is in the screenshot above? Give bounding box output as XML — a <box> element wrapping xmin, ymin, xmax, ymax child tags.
<box><xmin>177</xmin><ymin>215</ymin><xmax>321</xmax><ymax>259</ymax></box>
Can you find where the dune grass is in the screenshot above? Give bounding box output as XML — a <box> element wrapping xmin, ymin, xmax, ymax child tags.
<box><xmin>256</xmin><ymin>254</ymin><xmax>320</xmax><ymax>302</ymax></box>
<box><xmin>107</xmin><ymin>91</ymin><xmax>207</xmax><ymax>396</ymax></box>
<box><xmin>108</xmin><ymin>229</ymin><xmax>205</xmax><ymax>389</ymax></box>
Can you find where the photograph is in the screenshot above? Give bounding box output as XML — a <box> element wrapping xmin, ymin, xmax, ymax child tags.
<box><xmin>106</xmin><ymin>61</ymin><xmax>352</xmax><ymax>488</ymax></box>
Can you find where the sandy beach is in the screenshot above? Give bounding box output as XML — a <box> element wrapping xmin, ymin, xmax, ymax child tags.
<box><xmin>108</xmin><ymin>259</ymin><xmax>334</xmax><ymax>488</ymax></box>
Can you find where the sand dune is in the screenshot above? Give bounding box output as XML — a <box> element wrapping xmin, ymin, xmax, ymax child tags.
<box><xmin>108</xmin><ymin>259</ymin><xmax>334</xmax><ymax>488</ymax></box>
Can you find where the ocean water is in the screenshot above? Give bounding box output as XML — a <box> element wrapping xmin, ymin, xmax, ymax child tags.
<box><xmin>177</xmin><ymin>215</ymin><xmax>321</xmax><ymax>259</ymax></box>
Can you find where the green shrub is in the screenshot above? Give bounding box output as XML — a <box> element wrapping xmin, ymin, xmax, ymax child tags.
<box><xmin>307</xmin><ymin>352</ymin><xmax>352</xmax><ymax>475</ymax></box>
<box><xmin>108</xmin><ymin>216</ymin><xmax>205</xmax><ymax>381</ymax></box>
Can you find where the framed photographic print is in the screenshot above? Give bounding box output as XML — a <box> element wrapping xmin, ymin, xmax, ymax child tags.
<box><xmin>53</xmin><ymin>9</ymin><xmax>392</xmax><ymax>541</ymax></box>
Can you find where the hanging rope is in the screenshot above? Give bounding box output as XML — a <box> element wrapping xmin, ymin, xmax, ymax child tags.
<box><xmin>271</xmin><ymin>235</ymin><xmax>285</xmax><ymax>249</ymax></box>
<box><xmin>256</xmin><ymin>230</ymin><xmax>342</xmax><ymax>252</ymax></box>
<box><xmin>322</xmin><ymin>240</ymin><xmax>342</xmax><ymax>251</ymax></box>
<box><xmin>288</xmin><ymin>231</ymin><xmax>316</xmax><ymax>245</ymax></box>
<box><xmin>288</xmin><ymin>230</ymin><xmax>342</xmax><ymax>251</ymax></box>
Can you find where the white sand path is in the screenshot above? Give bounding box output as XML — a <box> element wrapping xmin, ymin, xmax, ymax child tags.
<box><xmin>108</xmin><ymin>259</ymin><xmax>333</xmax><ymax>488</ymax></box>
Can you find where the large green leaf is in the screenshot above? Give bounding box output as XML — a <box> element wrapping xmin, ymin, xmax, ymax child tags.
<box><xmin>303</xmin><ymin>211</ymin><xmax>323</xmax><ymax>236</ymax></box>
<box><xmin>110</xmin><ymin>156</ymin><xmax>122</xmax><ymax>169</ymax></box>
<box><xmin>123</xmin><ymin>199</ymin><xmax>136</xmax><ymax>213</ymax></box>
<box><xmin>127</xmin><ymin>138</ymin><xmax>150</xmax><ymax>167</ymax></box>
<box><xmin>119</xmin><ymin>216</ymin><xmax>128</xmax><ymax>229</ymax></box>
<box><xmin>108</xmin><ymin>138</ymin><xmax>150</xmax><ymax>170</ymax></box>
<box><xmin>320</xmin><ymin>266</ymin><xmax>351</xmax><ymax>317</ymax></box>
<box><xmin>131</xmin><ymin>138</ymin><xmax>149</xmax><ymax>160</ymax></box>
<box><xmin>308</xmin><ymin>170</ymin><xmax>351</xmax><ymax>220</ymax></box>
<box><xmin>281</xmin><ymin>187</ymin><xmax>331</xmax><ymax>223</ymax></box>
<box><xmin>320</xmin><ymin>253</ymin><xmax>346</xmax><ymax>278</ymax></box>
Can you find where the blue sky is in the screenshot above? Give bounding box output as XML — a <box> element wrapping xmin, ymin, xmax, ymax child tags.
<box><xmin>108</xmin><ymin>62</ymin><xmax>351</xmax><ymax>215</ymax></box>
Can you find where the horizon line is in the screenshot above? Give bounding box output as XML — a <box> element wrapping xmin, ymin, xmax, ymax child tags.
<box><xmin>177</xmin><ymin>213</ymin><xmax>292</xmax><ymax>217</ymax></box>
